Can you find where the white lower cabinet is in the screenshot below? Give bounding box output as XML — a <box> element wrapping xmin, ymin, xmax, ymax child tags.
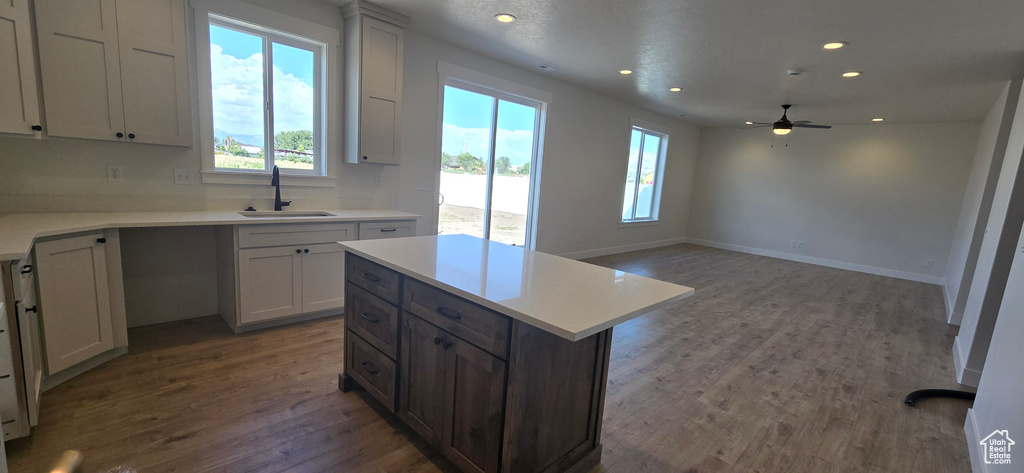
<box><xmin>34</xmin><ymin>234</ymin><xmax>115</xmax><ymax>374</ymax></box>
<box><xmin>222</xmin><ymin>223</ymin><xmax>357</xmax><ymax>330</ymax></box>
<box><xmin>238</xmin><ymin>247</ymin><xmax>303</xmax><ymax>324</ymax></box>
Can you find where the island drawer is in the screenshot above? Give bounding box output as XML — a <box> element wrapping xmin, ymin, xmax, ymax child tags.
<box><xmin>346</xmin><ymin>283</ymin><xmax>399</xmax><ymax>360</ymax></box>
<box><xmin>403</xmin><ymin>278</ymin><xmax>510</xmax><ymax>358</ymax></box>
<box><xmin>347</xmin><ymin>254</ymin><xmax>400</xmax><ymax>305</ymax></box>
<box><xmin>347</xmin><ymin>331</ymin><xmax>397</xmax><ymax>411</ymax></box>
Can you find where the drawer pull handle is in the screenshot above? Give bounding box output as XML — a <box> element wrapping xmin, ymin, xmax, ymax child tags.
<box><xmin>24</xmin><ymin>306</ymin><xmax>37</xmax><ymax>313</ymax></box>
<box><xmin>360</xmin><ymin>361</ymin><xmax>379</xmax><ymax>375</ymax></box>
<box><xmin>362</xmin><ymin>273</ymin><xmax>381</xmax><ymax>283</ymax></box>
<box><xmin>360</xmin><ymin>312</ymin><xmax>380</xmax><ymax>324</ymax></box>
<box><xmin>436</xmin><ymin>306</ymin><xmax>462</xmax><ymax>320</ymax></box>
<box><xmin>434</xmin><ymin>336</ymin><xmax>442</xmax><ymax>345</ymax></box>
<box><xmin>380</xmin><ymin>228</ymin><xmax>397</xmax><ymax>232</ymax></box>
<box><xmin>442</xmin><ymin>340</ymin><xmax>452</xmax><ymax>350</ymax></box>
<box><xmin>0</xmin><ymin>375</ymin><xmax>9</xmax><ymax>379</ymax></box>
<box><xmin>20</xmin><ymin>265</ymin><xmax>32</xmax><ymax>274</ymax></box>
<box><xmin>1</xmin><ymin>420</ymin><xmax>13</xmax><ymax>425</ymax></box>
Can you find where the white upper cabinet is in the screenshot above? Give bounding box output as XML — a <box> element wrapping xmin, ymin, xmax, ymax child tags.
<box><xmin>34</xmin><ymin>0</ymin><xmax>192</xmax><ymax>146</ymax></box>
<box><xmin>0</xmin><ymin>0</ymin><xmax>41</xmax><ymax>135</ymax></box>
<box><xmin>343</xmin><ymin>1</ymin><xmax>407</xmax><ymax>165</ymax></box>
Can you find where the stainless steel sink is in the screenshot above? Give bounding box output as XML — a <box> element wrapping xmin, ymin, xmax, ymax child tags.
<box><xmin>238</xmin><ymin>211</ymin><xmax>336</xmax><ymax>218</ymax></box>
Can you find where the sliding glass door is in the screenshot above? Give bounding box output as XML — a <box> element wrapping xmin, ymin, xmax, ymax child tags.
<box><xmin>438</xmin><ymin>83</ymin><xmax>542</xmax><ymax>248</ymax></box>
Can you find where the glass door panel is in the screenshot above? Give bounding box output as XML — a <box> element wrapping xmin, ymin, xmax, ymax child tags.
<box><xmin>488</xmin><ymin>99</ymin><xmax>536</xmax><ymax>247</ymax></box>
<box><xmin>438</xmin><ymin>86</ymin><xmax>495</xmax><ymax>240</ymax></box>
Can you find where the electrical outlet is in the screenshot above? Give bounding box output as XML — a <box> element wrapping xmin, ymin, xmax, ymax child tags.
<box><xmin>375</xmin><ymin>177</ymin><xmax>383</xmax><ymax>188</ymax></box>
<box><xmin>416</xmin><ymin>179</ymin><xmax>431</xmax><ymax>191</ymax></box>
<box><xmin>925</xmin><ymin>259</ymin><xmax>934</xmax><ymax>267</ymax></box>
<box><xmin>107</xmin><ymin>165</ymin><xmax>124</xmax><ymax>182</ymax></box>
<box><xmin>790</xmin><ymin>240</ymin><xmax>797</xmax><ymax>248</ymax></box>
<box><xmin>174</xmin><ymin>168</ymin><xmax>196</xmax><ymax>185</ymax></box>
<box><xmin>797</xmin><ymin>241</ymin><xmax>804</xmax><ymax>249</ymax></box>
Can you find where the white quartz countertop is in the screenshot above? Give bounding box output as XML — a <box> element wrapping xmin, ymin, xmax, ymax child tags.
<box><xmin>0</xmin><ymin>209</ymin><xmax>419</xmax><ymax>260</ymax></box>
<box><xmin>340</xmin><ymin>234</ymin><xmax>695</xmax><ymax>341</ymax></box>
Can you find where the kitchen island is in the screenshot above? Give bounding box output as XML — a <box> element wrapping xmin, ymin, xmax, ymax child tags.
<box><xmin>339</xmin><ymin>234</ymin><xmax>694</xmax><ymax>473</ymax></box>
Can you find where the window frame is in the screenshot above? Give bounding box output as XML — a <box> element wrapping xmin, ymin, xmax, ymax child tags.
<box><xmin>620</xmin><ymin>119</ymin><xmax>670</xmax><ymax>225</ymax></box>
<box><xmin>191</xmin><ymin>0</ymin><xmax>340</xmax><ymax>186</ymax></box>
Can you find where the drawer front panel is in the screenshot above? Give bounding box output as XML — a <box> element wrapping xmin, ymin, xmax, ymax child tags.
<box><xmin>346</xmin><ymin>283</ymin><xmax>399</xmax><ymax>360</ymax></box>
<box><xmin>346</xmin><ymin>254</ymin><xmax>400</xmax><ymax>305</ymax></box>
<box><xmin>403</xmin><ymin>279</ymin><xmax>510</xmax><ymax>358</ymax></box>
<box><xmin>347</xmin><ymin>331</ymin><xmax>397</xmax><ymax>411</ymax></box>
<box><xmin>358</xmin><ymin>220</ymin><xmax>416</xmax><ymax>240</ymax></box>
<box><xmin>238</xmin><ymin>223</ymin><xmax>357</xmax><ymax>248</ymax></box>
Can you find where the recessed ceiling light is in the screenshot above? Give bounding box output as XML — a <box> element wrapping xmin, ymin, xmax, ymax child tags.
<box><xmin>619</xmin><ymin>69</ymin><xmax>633</xmax><ymax>75</ymax></box>
<box><xmin>823</xmin><ymin>42</ymin><xmax>846</xmax><ymax>50</ymax></box>
<box><xmin>872</xmin><ymin>118</ymin><xmax>884</xmax><ymax>122</ymax></box>
<box><xmin>669</xmin><ymin>87</ymin><xmax>681</xmax><ymax>92</ymax></box>
<box><xmin>494</xmin><ymin>13</ymin><xmax>516</xmax><ymax>23</ymax></box>
<box><xmin>842</xmin><ymin>71</ymin><xmax>861</xmax><ymax>78</ymax></box>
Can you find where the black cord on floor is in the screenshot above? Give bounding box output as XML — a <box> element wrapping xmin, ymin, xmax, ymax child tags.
<box><xmin>904</xmin><ymin>389</ymin><xmax>976</xmax><ymax>407</ymax></box>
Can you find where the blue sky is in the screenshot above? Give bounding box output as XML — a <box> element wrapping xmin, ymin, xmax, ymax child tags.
<box><xmin>441</xmin><ymin>86</ymin><xmax>538</xmax><ymax>166</ymax></box>
<box><xmin>210</xmin><ymin>24</ymin><xmax>315</xmax><ymax>144</ymax></box>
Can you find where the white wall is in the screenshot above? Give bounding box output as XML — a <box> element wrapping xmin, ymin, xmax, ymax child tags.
<box><xmin>944</xmin><ymin>82</ymin><xmax>1020</xmax><ymax>325</ymax></box>
<box><xmin>964</xmin><ymin>217</ymin><xmax>1024</xmax><ymax>472</ymax></box>
<box><xmin>955</xmin><ymin>78</ymin><xmax>1024</xmax><ymax>387</ymax></box>
<box><xmin>687</xmin><ymin>123</ymin><xmax>978</xmax><ymax>284</ymax></box>
<box><xmin>389</xmin><ymin>30</ymin><xmax>700</xmax><ymax>257</ymax></box>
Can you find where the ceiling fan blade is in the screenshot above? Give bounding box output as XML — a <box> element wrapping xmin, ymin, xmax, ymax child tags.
<box><xmin>742</xmin><ymin>125</ymin><xmax>772</xmax><ymax>129</ymax></box>
<box><xmin>792</xmin><ymin>124</ymin><xmax>832</xmax><ymax>129</ymax></box>
<box><xmin>792</xmin><ymin>120</ymin><xmax>812</xmax><ymax>124</ymax></box>
<box><xmin>748</xmin><ymin>121</ymin><xmax>774</xmax><ymax>125</ymax></box>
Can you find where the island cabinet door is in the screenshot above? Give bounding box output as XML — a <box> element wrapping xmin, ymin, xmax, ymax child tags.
<box><xmin>440</xmin><ymin>336</ymin><xmax>507</xmax><ymax>473</ymax></box>
<box><xmin>399</xmin><ymin>315</ymin><xmax>445</xmax><ymax>444</ymax></box>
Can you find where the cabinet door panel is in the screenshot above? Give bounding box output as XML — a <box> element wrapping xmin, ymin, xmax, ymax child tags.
<box><xmin>356</xmin><ymin>17</ymin><xmax>401</xmax><ymax>165</ymax></box>
<box><xmin>301</xmin><ymin>243</ymin><xmax>346</xmax><ymax>314</ymax></box>
<box><xmin>441</xmin><ymin>337</ymin><xmax>506</xmax><ymax>473</ymax></box>
<box><xmin>34</xmin><ymin>0</ymin><xmax>124</xmax><ymax>141</ymax></box>
<box><xmin>115</xmin><ymin>0</ymin><xmax>191</xmax><ymax>146</ymax></box>
<box><xmin>399</xmin><ymin>315</ymin><xmax>445</xmax><ymax>445</ymax></box>
<box><xmin>0</xmin><ymin>0</ymin><xmax>40</xmax><ymax>134</ymax></box>
<box><xmin>34</xmin><ymin>235</ymin><xmax>114</xmax><ymax>374</ymax></box>
<box><xmin>238</xmin><ymin>247</ymin><xmax>302</xmax><ymax>324</ymax></box>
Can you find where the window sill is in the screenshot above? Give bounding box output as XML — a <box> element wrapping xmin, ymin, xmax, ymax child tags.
<box><xmin>619</xmin><ymin>219</ymin><xmax>660</xmax><ymax>228</ymax></box>
<box><xmin>201</xmin><ymin>170</ymin><xmax>337</xmax><ymax>187</ymax></box>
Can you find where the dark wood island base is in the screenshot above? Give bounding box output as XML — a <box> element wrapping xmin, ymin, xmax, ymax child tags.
<box><xmin>339</xmin><ymin>253</ymin><xmax>613</xmax><ymax>473</ymax></box>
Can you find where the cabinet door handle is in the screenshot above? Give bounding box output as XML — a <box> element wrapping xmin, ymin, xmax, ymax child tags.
<box><xmin>116</xmin><ymin>132</ymin><xmax>124</xmax><ymax>138</ymax></box>
<box><xmin>442</xmin><ymin>340</ymin><xmax>452</xmax><ymax>350</ymax></box>
<box><xmin>296</xmin><ymin>249</ymin><xmax>302</xmax><ymax>254</ymax></box>
<box><xmin>360</xmin><ymin>361</ymin><xmax>378</xmax><ymax>375</ymax></box>
<box><xmin>362</xmin><ymin>155</ymin><xmax>368</xmax><ymax>161</ymax></box>
<box><xmin>304</xmin><ymin>249</ymin><xmax>309</xmax><ymax>253</ymax></box>
<box><xmin>436</xmin><ymin>306</ymin><xmax>462</xmax><ymax>320</ymax></box>
<box><xmin>20</xmin><ymin>265</ymin><xmax>32</xmax><ymax>274</ymax></box>
<box><xmin>362</xmin><ymin>272</ymin><xmax>381</xmax><ymax>283</ymax></box>
<box><xmin>31</xmin><ymin>125</ymin><xmax>42</xmax><ymax>131</ymax></box>
<box><xmin>0</xmin><ymin>374</ymin><xmax>8</xmax><ymax>379</ymax></box>
<box><xmin>360</xmin><ymin>312</ymin><xmax>380</xmax><ymax>324</ymax></box>
<box><xmin>97</xmin><ymin>238</ymin><xmax>107</xmax><ymax>244</ymax></box>
<box><xmin>128</xmin><ymin>133</ymin><xmax>136</xmax><ymax>139</ymax></box>
<box><xmin>24</xmin><ymin>306</ymin><xmax>37</xmax><ymax>313</ymax></box>
<box><xmin>380</xmin><ymin>228</ymin><xmax>397</xmax><ymax>233</ymax></box>
<box><xmin>433</xmin><ymin>336</ymin><xmax>442</xmax><ymax>345</ymax></box>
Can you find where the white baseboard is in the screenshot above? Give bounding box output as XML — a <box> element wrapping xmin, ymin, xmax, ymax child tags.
<box><xmin>964</xmin><ymin>408</ymin><xmax>987</xmax><ymax>473</ymax></box>
<box><xmin>559</xmin><ymin>237</ymin><xmax>688</xmax><ymax>260</ymax></box>
<box><xmin>943</xmin><ymin>283</ymin><xmax>964</xmax><ymax>325</ymax></box>
<box><xmin>954</xmin><ymin>336</ymin><xmax>983</xmax><ymax>387</ymax></box>
<box><xmin>685</xmin><ymin>238</ymin><xmax>945</xmax><ymax>285</ymax></box>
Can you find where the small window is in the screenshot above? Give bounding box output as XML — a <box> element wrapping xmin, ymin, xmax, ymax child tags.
<box><xmin>621</xmin><ymin>123</ymin><xmax>668</xmax><ymax>223</ymax></box>
<box><xmin>201</xmin><ymin>11</ymin><xmax>327</xmax><ymax>176</ymax></box>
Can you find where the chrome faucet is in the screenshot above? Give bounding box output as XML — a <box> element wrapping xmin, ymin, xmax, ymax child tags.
<box><xmin>271</xmin><ymin>165</ymin><xmax>291</xmax><ymax>211</ymax></box>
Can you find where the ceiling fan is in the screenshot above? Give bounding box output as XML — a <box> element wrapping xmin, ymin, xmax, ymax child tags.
<box><xmin>744</xmin><ymin>104</ymin><xmax>832</xmax><ymax>135</ymax></box>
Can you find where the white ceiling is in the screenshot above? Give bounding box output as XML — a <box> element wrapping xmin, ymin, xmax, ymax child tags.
<box><xmin>335</xmin><ymin>0</ymin><xmax>1024</xmax><ymax>127</ymax></box>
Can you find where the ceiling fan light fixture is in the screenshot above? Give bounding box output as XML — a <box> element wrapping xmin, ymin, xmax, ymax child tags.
<box><xmin>619</xmin><ymin>69</ymin><xmax>633</xmax><ymax>75</ymax></box>
<box><xmin>822</xmin><ymin>42</ymin><xmax>847</xmax><ymax>50</ymax></box>
<box><xmin>773</xmin><ymin>127</ymin><xmax>792</xmax><ymax>136</ymax></box>
<box><xmin>872</xmin><ymin>118</ymin><xmax>884</xmax><ymax>122</ymax></box>
<box><xmin>494</xmin><ymin>13</ymin><xmax>516</xmax><ymax>23</ymax></box>
<box><xmin>842</xmin><ymin>71</ymin><xmax>861</xmax><ymax>78</ymax></box>
<box><xmin>669</xmin><ymin>87</ymin><xmax>681</xmax><ymax>92</ymax></box>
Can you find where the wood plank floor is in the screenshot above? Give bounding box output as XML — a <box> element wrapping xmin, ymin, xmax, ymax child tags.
<box><xmin>5</xmin><ymin>244</ymin><xmax>970</xmax><ymax>472</ymax></box>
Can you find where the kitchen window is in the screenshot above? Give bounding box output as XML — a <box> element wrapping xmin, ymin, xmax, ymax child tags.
<box><xmin>193</xmin><ymin>0</ymin><xmax>339</xmax><ymax>184</ymax></box>
<box><xmin>621</xmin><ymin>120</ymin><xmax>669</xmax><ymax>223</ymax></box>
